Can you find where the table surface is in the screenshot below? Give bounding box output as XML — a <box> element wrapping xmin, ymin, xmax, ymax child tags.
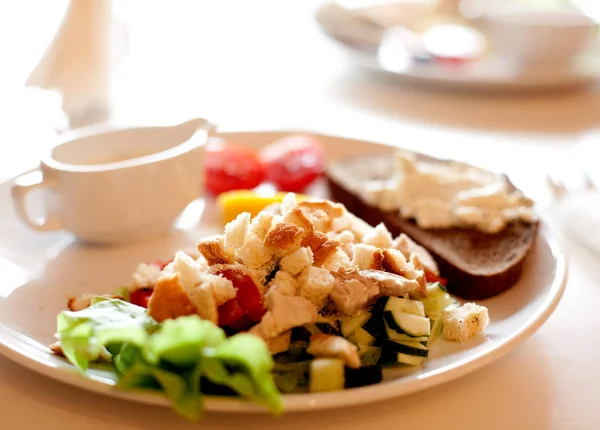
<box><xmin>2</xmin><ymin>2</ymin><xmax>600</xmax><ymax>429</ymax></box>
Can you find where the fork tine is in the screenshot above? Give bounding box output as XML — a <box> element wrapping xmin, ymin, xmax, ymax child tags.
<box><xmin>546</xmin><ymin>175</ymin><xmax>567</xmax><ymax>198</ymax></box>
<box><xmin>582</xmin><ymin>172</ymin><xmax>596</xmax><ymax>190</ymax></box>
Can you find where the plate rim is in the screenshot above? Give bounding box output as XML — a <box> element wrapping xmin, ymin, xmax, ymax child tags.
<box><xmin>312</xmin><ymin>1</ymin><xmax>599</xmax><ymax>91</ymax></box>
<box><xmin>0</xmin><ymin>130</ymin><xmax>568</xmax><ymax>414</ymax></box>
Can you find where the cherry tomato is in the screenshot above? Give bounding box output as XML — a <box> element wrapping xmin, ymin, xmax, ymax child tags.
<box><xmin>425</xmin><ymin>271</ymin><xmax>448</xmax><ymax>286</ymax></box>
<box><xmin>130</xmin><ymin>288</ymin><xmax>153</xmax><ymax>308</ymax></box>
<box><xmin>205</xmin><ymin>143</ymin><xmax>266</xmax><ymax>195</ymax></box>
<box><xmin>216</xmin><ymin>269</ymin><xmax>265</xmax><ymax>322</ymax></box>
<box><xmin>260</xmin><ymin>135</ymin><xmax>325</xmax><ymax>192</ymax></box>
<box><xmin>218</xmin><ymin>298</ymin><xmax>246</xmax><ymax>327</ymax></box>
<box><xmin>228</xmin><ymin>314</ymin><xmax>254</xmax><ymax>331</ymax></box>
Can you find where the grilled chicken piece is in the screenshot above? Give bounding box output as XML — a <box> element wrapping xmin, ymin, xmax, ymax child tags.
<box><xmin>307</xmin><ymin>334</ymin><xmax>361</xmax><ymax>368</ymax></box>
<box><xmin>251</xmin><ymin>291</ymin><xmax>317</xmax><ymax>339</ymax></box>
<box><xmin>330</xmin><ymin>268</ymin><xmax>424</xmax><ymax>315</ymax></box>
<box><xmin>266</xmin><ymin>331</ymin><xmax>292</xmax><ymax>355</ymax></box>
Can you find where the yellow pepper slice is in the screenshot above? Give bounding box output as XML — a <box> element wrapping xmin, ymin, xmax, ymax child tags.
<box><xmin>217</xmin><ymin>190</ymin><xmax>308</xmax><ymax>224</ymax></box>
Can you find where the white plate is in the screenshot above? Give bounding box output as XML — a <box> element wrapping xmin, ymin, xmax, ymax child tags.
<box><xmin>314</xmin><ymin>2</ymin><xmax>600</xmax><ymax>92</ymax></box>
<box><xmin>0</xmin><ymin>131</ymin><xmax>566</xmax><ymax>413</ymax></box>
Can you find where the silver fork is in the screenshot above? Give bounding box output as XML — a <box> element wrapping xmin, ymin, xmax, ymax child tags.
<box><xmin>546</xmin><ymin>171</ymin><xmax>597</xmax><ymax>199</ymax></box>
<box><xmin>545</xmin><ymin>171</ymin><xmax>600</xmax><ymax>259</ymax></box>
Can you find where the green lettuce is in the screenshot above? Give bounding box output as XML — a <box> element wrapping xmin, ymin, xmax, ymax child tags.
<box><xmin>56</xmin><ymin>297</ymin><xmax>282</xmax><ymax>420</ymax></box>
<box><xmin>57</xmin><ymin>297</ymin><xmax>158</xmax><ymax>370</ymax></box>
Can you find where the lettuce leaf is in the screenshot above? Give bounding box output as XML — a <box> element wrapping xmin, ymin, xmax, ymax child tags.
<box><xmin>203</xmin><ymin>334</ymin><xmax>283</xmax><ymax>414</ymax></box>
<box><xmin>55</xmin><ymin>298</ymin><xmax>283</xmax><ymax>420</ymax></box>
<box><xmin>144</xmin><ymin>316</ymin><xmax>225</xmax><ymax>367</ymax></box>
<box><xmin>57</xmin><ymin>297</ymin><xmax>158</xmax><ymax>371</ymax></box>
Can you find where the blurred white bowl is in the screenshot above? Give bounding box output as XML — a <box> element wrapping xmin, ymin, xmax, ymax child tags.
<box><xmin>483</xmin><ymin>7</ymin><xmax>597</xmax><ymax>64</ymax></box>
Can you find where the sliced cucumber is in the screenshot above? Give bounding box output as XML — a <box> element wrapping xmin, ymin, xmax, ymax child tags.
<box><xmin>358</xmin><ymin>346</ymin><xmax>382</xmax><ymax>366</ymax></box>
<box><xmin>397</xmin><ymin>353</ymin><xmax>425</xmax><ymax>367</ymax></box>
<box><xmin>427</xmin><ymin>317</ymin><xmax>443</xmax><ymax>346</ymax></box>
<box><xmin>344</xmin><ymin>365</ymin><xmax>383</xmax><ymax>388</ymax></box>
<box><xmin>349</xmin><ymin>327</ymin><xmax>376</xmax><ymax>346</ymax></box>
<box><xmin>385</xmin><ymin>324</ymin><xmax>428</xmax><ymax>344</ymax></box>
<box><xmin>341</xmin><ymin>311</ymin><xmax>372</xmax><ymax>337</ymax></box>
<box><xmin>426</xmin><ymin>282</ymin><xmax>447</xmax><ymax>296</ymax></box>
<box><xmin>422</xmin><ymin>283</ymin><xmax>456</xmax><ymax>317</ymax></box>
<box><xmin>370</xmin><ymin>296</ymin><xmax>390</xmax><ymax>316</ymax></box>
<box><xmin>384</xmin><ymin>297</ymin><xmax>425</xmax><ymax>317</ymax></box>
<box><xmin>382</xmin><ymin>340</ymin><xmax>429</xmax><ymax>358</ymax></box>
<box><xmin>383</xmin><ymin>311</ymin><xmax>431</xmax><ymax>337</ymax></box>
<box><xmin>309</xmin><ymin>358</ymin><xmax>345</xmax><ymax>393</ymax></box>
<box><xmin>376</xmin><ymin>348</ymin><xmax>398</xmax><ymax>367</ymax></box>
<box><xmin>362</xmin><ymin>314</ymin><xmax>387</xmax><ymax>339</ymax></box>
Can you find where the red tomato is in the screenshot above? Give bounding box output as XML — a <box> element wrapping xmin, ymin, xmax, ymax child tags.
<box><xmin>218</xmin><ymin>299</ymin><xmax>246</xmax><ymax>327</ymax></box>
<box><xmin>130</xmin><ymin>288</ymin><xmax>153</xmax><ymax>308</ymax></box>
<box><xmin>228</xmin><ymin>314</ymin><xmax>254</xmax><ymax>331</ymax></box>
<box><xmin>205</xmin><ymin>143</ymin><xmax>266</xmax><ymax>195</ymax></box>
<box><xmin>216</xmin><ymin>269</ymin><xmax>265</xmax><ymax>322</ymax></box>
<box><xmin>260</xmin><ymin>135</ymin><xmax>325</xmax><ymax>192</ymax></box>
<box><xmin>425</xmin><ymin>271</ymin><xmax>448</xmax><ymax>286</ymax></box>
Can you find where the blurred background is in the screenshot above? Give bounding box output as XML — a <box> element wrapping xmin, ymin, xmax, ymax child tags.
<box><xmin>2</xmin><ymin>0</ymin><xmax>600</xmax><ymax>180</ymax></box>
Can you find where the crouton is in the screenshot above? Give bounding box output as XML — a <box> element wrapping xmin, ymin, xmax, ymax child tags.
<box><xmin>238</xmin><ymin>232</ymin><xmax>274</xmax><ymax>269</ymax></box>
<box><xmin>163</xmin><ymin>251</ymin><xmax>203</xmax><ymax>289</ymax></box>
<box><xmin>297</xmin><ymin>266</ymin><xmax>335</xmax><ymax>308</ymax></box>
<box><xmin>250</xmin><ymin>292</ymin><xmax>317</xmax><ymax>339</ymax></box>
<box><xmin>132</xmin><ymin>263</ymin><xmax>162</xmax><ymax>288</ymax></box>
<box><xmin>185</xmin><ymin>276</ymin><xmax>231</xmax><ymax>325</ymax></box>
<box><xmin>197</xmin><ymin>235</ymin><xmax>232</xmax><ymax>266</ymax></box>
<box><xmin>312</xmin><ymin>238</ymin><xmax>341</xmax><ymax>267</ymax></box>
<box><xmin>331</xmin><ymin>212</ymin><xmax>373</xmax><ymax>240</ymax></box>
<box><xmin>266</xmin><ymin>331</ymin><xmax>292</xmax><ymax>355</ymax></box>
<box><xmin>265</xmin><ymin>271</ymin><xmax>298</xmax><ymax>306</ymax></box>
<box><xmin>148</xmin><ymin>272</ymin><xmax>197</xmax><ymax>322</ymax></box>
<box><xmin>283</xmin><ymin>206</ymin><xmax>315</xmax><ymax>237</ymax></box>
<box><xmin>443</xmin><ymin>303</ymin><xmax>490</xmax><ymax>342</ymax></box>
<box><xmin>223</xmin><ymin>212</ymin><xmax>250</xmax><ymax>256</ymax></box>
<box><xmin>306</xmin><ymin>334</ymin><xmax>361</xmax><ymax>369</ymax></box>
<box><xmin>264</xmin><ymin>222</ymin><xmax>305</xmax><ymax>257</ymax></box>
<box><xmin>280</xmin><ymin>192</ymin><xmax>299</xmax><ymax>214</ymax></box>
<box><xmin>407</xmin><ymin>254</ymin><xmax>427</xmax><ymax>294</ymax></box>
<box><xmin>362</xmin><ymin>223</ymin><xmax>394</xmax><ymax>249</ymax></box>
<box><xmin>279</xmin><ymin>246</ymin><xmax>314</xmax><ymax>276</ymax></box>
<box><xmin>250</xmin><ymin>260</ymin><xmax>278</xmax><ymax>292</ymax></box>
<box><xmin>303</xmin><ymin>209</ymin><xmax>330</xmax><ymax>233</ymax></box>
<box><xmin>298</xmin><ymin>200</ymin><xmax>345</xmax><ymax>220</ymax></box>
<box><xmin>248</xmin><ymin>211</ymin><xmax>274</xmax><ymax>241</ymax></box>
<box><xmin>49</xmin><ymin>341</ymin><xmax>64</xmax><ymax>357</ymax></box>
<box><xmin>329</xmin><ymin>230</ymin><xmax>356</xmax><ymax>257</ymax></box>
<box><xmin>381</xmin><ymin>248</ymin><xmax>410</xmax><ymax>276</ymax></box>
<box><xmin>303</xmin><ymin>230</ymin><xmax>329</xmax><ymax>252</ymax></box>
<box><xmin>393</xmin><ymin>233</ymin><xmax>439</xmax><ymax>276</ymax></box>
<box><xmin>322</xmin><ymin>247</ymin><xmax>352</xmax><ymax>272</ymax></box>
<box><xmin>352</xmin><ymin>244</ymin><xmax>385</xmax><ymax>270</ymax></box>
<box><xmin>204</xmin><ymin>273</ymin><xmax>237</xmax><ymax>306</ymax></box>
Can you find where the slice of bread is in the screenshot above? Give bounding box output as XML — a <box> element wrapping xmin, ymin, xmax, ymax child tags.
<box><xmin>326</xmin><ymin>154</ymin><xmax>539</xmax><ymax>300</ymax></box>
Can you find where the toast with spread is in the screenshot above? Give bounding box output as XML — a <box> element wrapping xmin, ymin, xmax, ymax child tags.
<box><xmin>326</xmin><ymin>152</ymin><xmax>539</xmax><ymax>300</ymax></box>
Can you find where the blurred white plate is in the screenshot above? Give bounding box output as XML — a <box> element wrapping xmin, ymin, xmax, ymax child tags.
<box><xmin>314</xmin><ymin>1</ymin><xmax>600</xmax><ymax>92</ymax></box>
<box><xmin>0</xmin><ymin>131</ymin><xmax>566</xmax><ymax>413</ymax></box>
